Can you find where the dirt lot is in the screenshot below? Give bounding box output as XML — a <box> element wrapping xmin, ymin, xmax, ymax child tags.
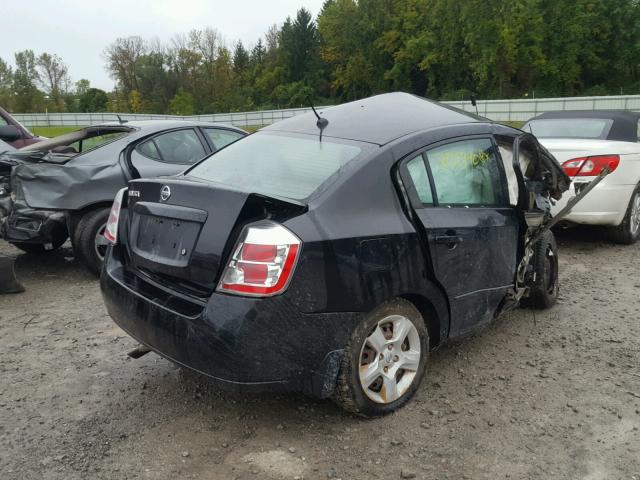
<box><xmin>1</xmin><ymin>230</ymin><xmax>639</xmax><ymax>480</ymax></box>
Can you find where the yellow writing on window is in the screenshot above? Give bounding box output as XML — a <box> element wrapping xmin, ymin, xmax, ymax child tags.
<box><xmin>433</xmin><ymin>150</ymin><xmax>491</xmax><ymax>170</ymax></box>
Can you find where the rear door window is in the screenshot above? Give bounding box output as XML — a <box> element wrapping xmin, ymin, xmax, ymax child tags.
<box><xmin>137</xmin><ymin>129</ymin><xmax>206</xmax><ymax>164</ymax></box>
<box><xmin>426</xmin><ymin>138</ymin><xmax>507</xmax><ymax>207</ymax></box>
<box><xmin>406</xmin><ymin>154</ymin><xmax>434</xmax><ymax>204</ymax></box>
<box><xmin>203</xmin><ymin>128</ymin><xmax>244</xmax><ymax>150</ymax></box>
<box><xmin>136</xmin><ymin>139</ymin><xmax>162</xmax><ymax>160</ymax></box>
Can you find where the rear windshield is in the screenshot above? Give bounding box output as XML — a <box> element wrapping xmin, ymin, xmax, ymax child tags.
<box><xmin>187</xmin><ymin>132</ymin><xmax>365</xmax><ymax>200</ymax></box>
<box><xmin>524</xmin><ymin>118</ymin><xmax>613</xmax><ymax>139</ymax></box>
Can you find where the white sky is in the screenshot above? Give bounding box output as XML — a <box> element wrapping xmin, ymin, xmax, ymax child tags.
<box><xmin>2</xmin><ymin>0</ymin><xmax>326</xmax><ymax>91</ymax></box>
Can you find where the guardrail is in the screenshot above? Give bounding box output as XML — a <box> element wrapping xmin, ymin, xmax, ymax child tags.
<box><xmin>12</xmin><ymin>94</ymin><xmax>640</xmax><ymax>127</ymax></box>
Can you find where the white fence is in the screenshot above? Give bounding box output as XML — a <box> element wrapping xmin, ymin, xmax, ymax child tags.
<box><xmin>12</xmin><ymin>94</ymin><xmax>640</xmax><ymax>127</ymax></box>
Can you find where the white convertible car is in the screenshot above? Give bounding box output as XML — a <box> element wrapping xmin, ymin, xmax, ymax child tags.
<box><xmin>523</xmin><ymin>110</ymin><xmax>640</xmax><ymax>244</ymax></box>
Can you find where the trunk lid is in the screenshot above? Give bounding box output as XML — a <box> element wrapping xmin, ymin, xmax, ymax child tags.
<box><xmin>124</xmin><ymin>176</ymin><xmax>306</xmax><ymax>295</ymax></box>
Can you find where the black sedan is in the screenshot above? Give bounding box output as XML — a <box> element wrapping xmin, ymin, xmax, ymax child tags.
<box><xmin>101</xmin><ymin>93</ymin><xmax>570</xmax><ymax>416</ymax></box>
<box><xmin>0</xmin><ymin>121</ymin><xmax>246</xmax><ymax>274</ymax></box>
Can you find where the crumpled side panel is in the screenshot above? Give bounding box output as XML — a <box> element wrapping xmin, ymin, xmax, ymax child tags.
<box><xmin>14</xmin><ymin>161</ymin><xmax>127</xmax><ymax>211</ymax></box>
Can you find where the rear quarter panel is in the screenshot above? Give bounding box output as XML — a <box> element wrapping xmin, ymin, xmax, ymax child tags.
<box><xmin>282</xmin><ymin>146</ymin><xmax>450</xmax><ymax>341</ymax></box>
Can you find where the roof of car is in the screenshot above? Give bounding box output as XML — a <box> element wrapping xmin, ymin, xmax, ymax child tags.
<box><xmin>95</xmin><ymin>119</ymin><xmax>243</xmax><ymax>132</ymax></box>
<box><xmin>527</xmin><ymin>110</ymin><xmax>640</xmax><ymax>142</ymax></box>
<box><xmin>263</xmin><ymin>92</ymin><xmax>487</xmax><ymax>145</ymax></box>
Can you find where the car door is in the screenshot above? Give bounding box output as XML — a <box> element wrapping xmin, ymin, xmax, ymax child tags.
<box><xmin>129</xmin><ymin>128</ymin><xmax>210</xmax><ymax>178</ymax></box>
<box><xmin>401</xmin><ymin>136</ymin><xmax>520</xmax><ymax>335</ymax></box>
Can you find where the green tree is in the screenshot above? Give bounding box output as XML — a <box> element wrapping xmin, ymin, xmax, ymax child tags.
<box><xmin>279</xmin><ymin>8</ymin><xmax>321</xmax><ymax>84</ymax></box>
<box><xmin>250</xmin><ymin>39</ymin><xmax>266</xmax><ymax>66</ymax></box>
<box><xmin>0</xmin><ymin>57</ymin><xmax>13</xmax><ymax>108</ymax></box>
<box><xmin>169</xmin><ymin>88</ymin><xmax>195</xmax><ymax>115</ymax></box>
<box><xmin>36</xmin><ymin>52</ymin><xmax>70</xmax><ymax>111</ymax></box>
<box><xmin>13</xmin><ymin>50</ymin><xmax>44</xmax><ymax>112</ymax></box>
<box><xmin>233</xmin><ymin>41</ymin><xmax>250</xmax><ymax>75</ymax></box>
<box><xmin>79</xmin><ymin>88</ymin><xmax>109</xmax><ymax>112</ymax></box>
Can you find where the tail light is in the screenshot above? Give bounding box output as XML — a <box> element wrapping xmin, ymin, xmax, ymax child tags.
<box><xmin>104</xmin><ymin>188</ymin><xmax>127</xmax><ymax>244</ymax></box>
<box><xmin>561</xmin><ymin>155</ymin><xmax>620</xmax><ymax>177</ymax></box>
<box><xmin>217</xmin><ymin>222</ymin><xmax>301</xmax><ymax>297</ymax></box>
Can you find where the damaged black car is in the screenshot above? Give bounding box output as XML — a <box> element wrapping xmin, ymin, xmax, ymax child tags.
<box><xmin>101</xmin><ymin>93</ymin><xmax>573</xmax><ymax>416</ymax></box>
<box><xmin>0</xmin><ymin>121</ymin><xmax>246</xmax><ymax>274</ymax></box>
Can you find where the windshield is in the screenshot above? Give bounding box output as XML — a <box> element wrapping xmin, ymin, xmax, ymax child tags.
<box><xmin>187</xmin><ymin>132</ymin><xmax>367</xmax><ymax>200</ymax></box>
<box><xmin>524</xmin><ymin>118</ymin><xmax>613</xmax><ymax>139</ymax></box>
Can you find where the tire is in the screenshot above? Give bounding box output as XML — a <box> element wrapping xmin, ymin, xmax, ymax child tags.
<box><xmin>12</xmin><ymin>236</ymin><xmax>66</xmax><ymax>254</ymax></box>
<box><xmin>521</xmin><ymin>230</ymin><xmax>559</xmax><ymax>310</ymax></box>
<box><xmin>609</xmin><ymin>184</ymin><xmax>640</xmax><ymax>245</ymax></box>
<box><xmin>333</xmin><ymin>298</ymin><xmax>429</xmax><ymax>417</ymax></box>
<box><xmin>72</xmin><ymin>208</ymin><xmax>110</xmax><ymax>276</ymax></box>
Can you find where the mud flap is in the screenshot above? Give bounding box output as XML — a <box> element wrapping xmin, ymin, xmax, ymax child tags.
<box><xmin>0</xmin><ymin>255</ymin><xmax>24</xmax><ymax>294</ymax></box>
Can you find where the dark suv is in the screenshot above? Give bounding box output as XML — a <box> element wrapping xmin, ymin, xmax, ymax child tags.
<box><xmin>101</xmin><ymin>93</ymin><xmax>572</xmax><ymax>416</ymax></box>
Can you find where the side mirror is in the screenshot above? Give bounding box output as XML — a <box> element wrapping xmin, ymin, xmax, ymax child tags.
<box><xmin>0</xmin><ymin>125</ymin><xmax>22</xmax><ymax>142</ymax></box>
<box><xmin>470</xmin><ymin>95</ymin><xmax>477</xmax><ymax>107</ymax></box>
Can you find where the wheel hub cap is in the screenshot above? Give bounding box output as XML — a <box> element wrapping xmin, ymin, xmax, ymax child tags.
<box><xmin>358</xmin><ymin>314</ymin><xmax>421</xmax><ymax>404</ymax></box>
<box><xmin>94</xmin><ymin>222</ymin><xmax>109</xmax><ymax>261</ymax></box>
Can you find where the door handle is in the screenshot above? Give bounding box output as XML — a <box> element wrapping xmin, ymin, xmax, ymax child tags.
<box><xmin>434</xmin><ymin>234</ymin><xmax>463</xmax><ymax>246</ymax></box>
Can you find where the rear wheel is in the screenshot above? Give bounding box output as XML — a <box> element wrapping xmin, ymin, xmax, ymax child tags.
<box><xmin>610</xmin><ymin>185</ymin><xmax>640</xmax><ymax>244</ymax></box>
<box><xmin>333</xmin><ymin>299</ymin><xmax>429</xmax><ymax>417</ymax></box>
<box><xmin>521</xmin><ymin>230</ymin><xmax>559</xmax><ymax>309</ymax></box>
<box><xmin>72</xmin><ymin>208</ymin><xmax>110</xmax><ymax>276</ymax></box>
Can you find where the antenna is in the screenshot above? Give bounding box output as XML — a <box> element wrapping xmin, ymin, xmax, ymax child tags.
<box><xmin>116</xmin><ymin>115</ymin><xmax>128</xmax><ymax>124</ymax></box>
<box><xmin>307</xmin><ymin>96</ymin><xmax>329</xmax><ymax>141</ymax></box>
<box><xmin>311</xmin><ymin>105</ymin><xmax>328</xmax><ymax>129</ymax></box>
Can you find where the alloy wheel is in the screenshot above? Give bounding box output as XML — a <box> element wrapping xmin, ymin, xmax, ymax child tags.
<box><xmin>358</xmin><ymin>315</ymin><xmax>421</xmax><ymax>404</ymax></box>
<box><xmin>94</xmin><ymin>222</ymin><xmax>109</xmax><ymax>262</ymax></box>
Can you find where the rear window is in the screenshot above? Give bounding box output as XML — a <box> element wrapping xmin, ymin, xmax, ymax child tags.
<box><xmin>188</xmin><ymin>132</ymin><xmax>365</xmax><ymax>200</ymax></box>
<box><xmin>524</xmin><ymin>118</ymin><xmax>612</xmax><ymax>139</ymax></box>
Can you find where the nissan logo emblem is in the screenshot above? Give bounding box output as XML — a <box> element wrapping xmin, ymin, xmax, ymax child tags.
<box><xmin>160</xmin><ymin>185</ymin><xmax>171</xmax><ymax>201</ymax></box>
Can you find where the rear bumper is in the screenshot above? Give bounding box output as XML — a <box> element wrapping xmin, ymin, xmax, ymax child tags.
<box><xmin>551</xmin><ymin>181</ymin><xmax>635</xmax><ymax>227</ymax></box>
<box><xmin>100</xmin><ymin>246</ymin><xmax>362</xmax><ymax>398</ymax></box>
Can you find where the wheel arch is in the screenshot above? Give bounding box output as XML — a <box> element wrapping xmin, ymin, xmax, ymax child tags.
<box><xmin>399</xmin><ymin>293</ymin><xmax>445</xmax><ymax>349</ymax></box>
<box><xmin>68</xmin><ymin>201</ymin><xmax>114</xmax><ymax>237</ymax></box>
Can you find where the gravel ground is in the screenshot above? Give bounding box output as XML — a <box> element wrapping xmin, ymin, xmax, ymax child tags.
<box><xmin>1</xmin><ymin>229</ymin><xmax>639</xmax><ymax>480</ymax></box>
